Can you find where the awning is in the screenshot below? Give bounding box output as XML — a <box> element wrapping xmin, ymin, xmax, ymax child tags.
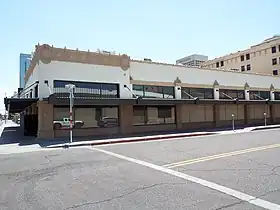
<box><xmin>4</xmin><ymin>97</ymin><xmax>39</xmax><ymax>113</ymax></box>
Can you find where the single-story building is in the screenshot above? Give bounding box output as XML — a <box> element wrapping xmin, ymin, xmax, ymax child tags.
<box><xmin>4</xmin><ymin>44</ymin><xmax>280</xmax><ymax>139</ymax></box>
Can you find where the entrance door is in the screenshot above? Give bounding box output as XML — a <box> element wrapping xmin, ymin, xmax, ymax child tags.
<box><xmin>24</xmin><ymin>114</ymin><xmax>38</xmax><ymax>136</ymax></box>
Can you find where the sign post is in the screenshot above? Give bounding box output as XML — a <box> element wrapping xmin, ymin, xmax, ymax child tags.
<box><xmin>232</xmin><ymin>114</ymin><xmax>235</xmax><ymax>131</ymax></box>
<box><xmin>65</xmin><ymin>84</ymin><xmax>75</xmax><ymax>144</ymax></box>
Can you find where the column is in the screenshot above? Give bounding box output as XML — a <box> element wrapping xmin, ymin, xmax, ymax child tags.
<box><xmin>270</xmin><ymin>104</ymin><xmax>276</xmax><ymax>124</ymax></box>
<box><xmin>174</xmin><ymin>86</ymin><xmax>181</xmax><ymax>99</ymax></box>
<box><xmin>245</xmin><ymin>89</ymin><xmax>250</xmax><ymax>100</ymax></box>
<box><xmin>119</xmin><ymin>104</ymin><xmax>133</xmax><ymax>134</ymax></box>
<box><xmin>244</xmin><ymin>105</ymin><xmax>249</xmax><ymax>124</ymax></box>
<box><xmin>175</xmin><ymin>104</ymin><xmax>183</xmax><ymax>129</ymax></box>
<box><xmin>37</xmin><ymin>101</ymin><xmax>54</xmax><ymax>139</ymax></box>
<box><xmin>270</xmin><ymin>90</ymin><xmax>275</xmax><ymax>101</ymax></box>
<box><xmin>214</xmin><ymin>87</ymin><xmax>219</xmax><ymax>100</ymax></box>
<box><xmin>213</xmin><ymin>104</ymin><xmax>220</xmax><ymax>127</ymax></box>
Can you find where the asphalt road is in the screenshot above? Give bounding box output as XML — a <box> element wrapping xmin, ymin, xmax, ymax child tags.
<box><xmin>0</xmin><ymin>129</ymin><xmax>280</xmax><ymax>209</ymax></box>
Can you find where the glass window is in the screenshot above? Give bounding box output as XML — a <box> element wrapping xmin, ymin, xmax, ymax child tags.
<box><xmin>133</xmin><ymin>106</ymin><xmax>146</xmax><ymax>125</ymax></box>
<box><xmin>275</xmin><ymin>92</ymin><xmax>280</xmax><ymax>100</ymax></box>
<box><xmin>74</xmin><ymin>106</ymin><xmax>119</xmax><ymax>128</ymax></box>
<box><xmin>272</xmin><ymin>46</ymin><xmax>276</xmax><ymax>53</ymax></box>
<box><xmin>246</xmin><ymin>64</ymin><xmax>251</xmax><ymax>71</ymax></box>
<box><xmin>53</xmin><ymin>106</ymin><xmax>119</xmax><ymax>129</ymax></box>
<box><xmin>132</xmin><ymin>85</ymin><xmax>174</xmax><ymax>99</ymax></box>
<box><xmin>241</xmin><ymin>66</ymin><xmax>245</xmax><ymax>71</ymax></box>
<box><xmin>101</xmin><ymin>84</ymin><xmax>118</xmax><ymax>98</ymax></box>
<box><xmin>272</xmin><ymin>58</ymin><xmax>277</xmax><ymax>65</ymax></box>
<box><xmin>133</xmin><ymin>106</ymin><xmax>175</xmax><ymax>125</ymax></box>
<box><xmin>273</xmin><ymin>70</ymin><xmax>278</xmax><ymax>75</ymax></box>
<box><xmin>246</xmin><ymin>53</ymin><xmax>250</xmax><ymax>60</ymax></box>
<box><xmin>144</xmin><ymin>86</ymin><xmax>163</xmax><ymax>98</ymax></box>
<box><xmin>241</xmin><ymin>55</ymin><xmax>244</xmax><ymax>61</ymax></box>
<box><xmin>250</xmin><ymin>91</ymin><xmax>270</xmax><ymax>100</ymax></box>
<box><xmin>181</xmin><ymin>87</ymin><xmax>213</xmax><ymax>99</ymax></box>
<box><xmin>53</xmin><ymin>80</ymin><xmax>119</xmax><ymax>98</ymax></box>
<box><xmin>219</xmin><ymin>89</ymin><xmax>244</xmax><ymax>99</ymax></box>
<box><xmin>132</xmin><ymin>85</ymin><xmax>144</xmax><ymax>97</ymax></box>
<box><xmin>162</xmin><ymin>86</ymin><xmax>175</xmax><ymax>99</ymax></box>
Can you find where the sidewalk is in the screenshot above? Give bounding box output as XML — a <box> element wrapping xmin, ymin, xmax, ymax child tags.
<box><xmin>46</xmin><ymin>123</ymin><xmax>280</xmax><ymax>149</ymax></box>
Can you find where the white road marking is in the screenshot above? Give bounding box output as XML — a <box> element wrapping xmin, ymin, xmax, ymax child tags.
<box><xmin>92</xmin><ymin>147</ymin><xmax>280</xmax><ymax>210</ymax></box>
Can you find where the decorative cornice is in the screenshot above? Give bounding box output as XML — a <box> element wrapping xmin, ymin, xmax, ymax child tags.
<box><xmin>24</xmin><ymin>44</ymin><xmax>131</xmax><ymax>82</ymax></box>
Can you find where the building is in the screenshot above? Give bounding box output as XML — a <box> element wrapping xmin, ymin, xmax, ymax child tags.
<box><xmin>4</xmin><ymin>44</ymin><xmax>280</xmax><ymax>140</ymax></box>
<box><xmin>201</xmin><ymin>35</ymin><xmax>280</xmax><ymax>75</ymax></box>
<box><xmin>176</xmin><ymin>54</ymin><xmax>208</xmax><ymax>67</ymax></box>
<box><xmin>19</xmin><ymin>53</ymin><xmax>31</xmax><ymax>88</ymax></box>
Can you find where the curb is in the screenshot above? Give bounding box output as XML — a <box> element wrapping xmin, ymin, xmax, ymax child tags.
<box><xmin>49</xmin><ymin>132</ymin><xmax>217</xmax><ymax>149</ymax></box>
<box><xmin>251</xmin><ymin>126</ymin><xmax>280</xmax><ymax>131</ymax></box>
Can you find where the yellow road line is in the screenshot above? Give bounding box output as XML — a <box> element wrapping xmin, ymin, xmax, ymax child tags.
<box><xmin>163</xmin><ymin>143</ymin><xmax>280</xmax><ymax>169</ymax></box>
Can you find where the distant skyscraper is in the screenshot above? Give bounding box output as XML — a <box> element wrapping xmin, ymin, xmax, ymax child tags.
<box><xmin>19</xmin><ymin>53</ymin><xmax>31</xmax><ymax>88</ymax></box>
<box><xmin>176</xmin><ymin>54</ymin><xmax>208</xmax><ymax>67</ymax></box>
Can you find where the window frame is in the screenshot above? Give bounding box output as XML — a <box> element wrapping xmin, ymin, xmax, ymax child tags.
<box><xmin>272</xmin><ymin>58</ymin><xmax>277</xmax><ymax>65</ymax></box>
<box><xmin>246</xmin><ymin>53</ymin><xmax>250</xmax><ymax>60</ymax></box>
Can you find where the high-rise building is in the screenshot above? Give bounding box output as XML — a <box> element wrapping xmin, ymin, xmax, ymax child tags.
<box><xmin>201</xmin><ymin>35</ymin><xmax>280</xmax><ymax>75</ymax></box>
<box><xmin>176</xmin><ymin>54</ymin><xmax>208</xmax><ymax>67</ymax></box>
<box><xmin>19</xmin><ymin>53</ymin><xmax>31</xmax><ymax>88</ymax></box>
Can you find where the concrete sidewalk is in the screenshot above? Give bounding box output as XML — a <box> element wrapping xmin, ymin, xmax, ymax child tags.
<box><xmin>46</xmin><ymin>123</ymin><xmax>280</xmax><ymax>149</ymax></box>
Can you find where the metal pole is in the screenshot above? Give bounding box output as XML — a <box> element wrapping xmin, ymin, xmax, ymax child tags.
<box><xmin>264</xmin><ymin>112</ymin><xmax>267</xmax><ymax>126</ymax></box>
<box><xmin>69</xmin><ymin>89</ymin><xmax>73</xmax><ymax>144</ymax></box>
<box><xmin>232</xmin><ymin>114</ymin><xmax>235</xmax><ymax>131</ymax></box>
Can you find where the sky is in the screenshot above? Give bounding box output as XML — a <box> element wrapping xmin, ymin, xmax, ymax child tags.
<box><xmin>0</xmin><ymin>0</ymin><xmax>279</xmax><ymax>114</ymax></box>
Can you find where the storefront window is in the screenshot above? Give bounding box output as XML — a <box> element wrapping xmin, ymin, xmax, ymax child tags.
<box><xmin>53</xmin><ymin>106</ymin><xmax>119</xmax><ymax>129</ymax></box>
<box><xmin>133</xmin><ymin>106</ymin><xmax>175</xmax><ymax>125</ymax></box>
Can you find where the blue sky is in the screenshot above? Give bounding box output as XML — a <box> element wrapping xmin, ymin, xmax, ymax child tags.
<box><xmin>0</xmin><ymin>0</ymin><xmax>279</xmax><ymax>113</ymax></box>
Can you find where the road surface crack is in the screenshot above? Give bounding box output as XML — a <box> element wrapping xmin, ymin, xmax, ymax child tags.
<box><xmin>64</xmin><ymin>182</ymin><xmax>186</xmax><ymax>209</ymax></box>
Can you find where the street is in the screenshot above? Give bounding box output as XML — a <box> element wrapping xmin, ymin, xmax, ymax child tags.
<box><xmin>0</xmin><ymin>129</ymin><xmax>280</xmax><ymax>209</ymax></box>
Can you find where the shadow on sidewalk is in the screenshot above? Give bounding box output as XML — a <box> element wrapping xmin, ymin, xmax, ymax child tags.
<box><xmin>0</xmin><ymin>126</ymin><xmax>36</xmax><ymax>146</ymax></box>
<box><xmin>38</xmin><ymin>124</ymin><xmax>249</xmax><ymax>148</ymax></box>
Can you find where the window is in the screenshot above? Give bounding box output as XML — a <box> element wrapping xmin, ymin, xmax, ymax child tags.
<box><xmin>181</xmin><ymin>87</ymin><xmax>214</xmax><ymax>99</ymax></box>
<box><xmin>241</xmin><ymin>66</ymin><xmax>245</xmax><ymax>71</ymax></box>
<box><xmin>272</xmin><ymin>58</ymin><xmax>277</xmax><ymax>65</ymax></box>
<box><xmin>133</xmin><ymin>106</ymin><xmax>175</xmax><ymax>125</ymax></box>
<box><xmin>246</xmin><ymin>53</ymin><xmax>250</xmax><ymax>60</ymax></box>
<box><xmin>53</xmin><ymin>106</ymin><xmax>119</xmax><ymax>129</ymax></box>
<box><xmin>220</xmin><ymin>61</ymin><xmax>224</xmax><ymax>67</ymax></box>
<box><xmin>53</xmin><ymin>80</ymin><xmax>119</xmax><ymax>98</ymax></box>
<box><xmin>275</xmin><ymin>92</ymin><xmax>280</xmax><ymax>100</ymax></box>
<box><xmin>249</xmin><ymin>91</ymin><xmax>270</xmax><ymax>100</ymax></box>
<box><xmin>216</xmin><ymin>62</ymin><xmax>219</xmax><ymax>68</ymax></box>
<box><xmin>273</xmin><ymin>70</ymin><xmax>278</xmax><ymax>75</ymax></box>
<box><xmin>29</xmin><ymin>91</ymin><xmax>32</xmax><ymax>98</ymax></box>
<box><xmin>272</xmin><ymin>46</ymin><xmax>276</xmax><ymax>53</ymax></box>
<box><xmin>240</xmin><ymin>55</ymin><xmax>244</xmax><ymax>61</ymax></box>
<box><xmin>132</xmin><ymin>85</ymin><xmax>174</xmax><ymax>99</ymax></box>
<box><xmin>219</xmin><ymin>89</ymin><xmax>245</xmax><ymax>100</ymax></box>
<box><xmin>34</xmin><ymin>85</ymin><xmax>38</xmax><ymax>98</ymax></box>
<box><xmin>246</xmin><ymin>64</ymin><xmax>251</xmax><ymax>71</ymax></box>
<box><xmin>279</xmin><ymin>45</ymin><xmax>280</xmax><ymax>52</ymax></box>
